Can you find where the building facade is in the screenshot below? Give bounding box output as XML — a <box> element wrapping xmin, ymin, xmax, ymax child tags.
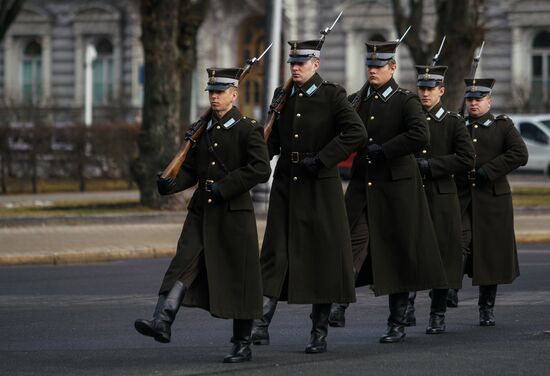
<box><xmin>1</xmin><ymin>0</ymin><xmax>550</xmax><ymax>127</ymax></box>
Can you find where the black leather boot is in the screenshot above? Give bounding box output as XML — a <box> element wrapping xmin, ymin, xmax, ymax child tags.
<box><xmin>426</xmin><ymin>288</ymin><xmax>447</xmax><ymax>334</ymax></box>
<box><xmin>224</xmin><ymin>319</ymin><xmax>253</xmax><ymax>363</ymax></box>
<box><xmin>328</xmin><ymin>303</ymin><xmax>348</xmax><ymax>328</ymax></box>
<box><xmin>380</xmin><ymin>292</ymin><xmax>408</xmax><ymax>343</ymax></box>
<box><xmin>305</xmin><ymin>303</ymin><xmax>331</xmax><ymax>353</ymax></box>
<box><xmin>479</xmin><ymin>285</ymin><xmax>497</xmax><ymax>326</ymax></box>
<box><xmin>134</xmin><ymin>281</ymin><xmax>186</xmax><ymax>343</ymax></box>
<box><xmin>251</xmin><ymin>296</ymin><xmax>278</xmax><ymax>345</ymax></box>
<box><xmin>404</xmin><ymin>291</ymin><xmax>417</xmax><ymax>326</ymax></box>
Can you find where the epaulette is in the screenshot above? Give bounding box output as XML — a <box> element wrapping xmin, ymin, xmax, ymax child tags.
<box><xmin>397</xmin><ymin>88</ymin><xmax>413</xmax><ymax>95</ymax></box>
<box><xmin>496</xmin><ymin>114</ymin><xmax>510</xmax><ymax>121</ymax></box>
<box><xmin>446</xmin><ymin>111</ymin><xmax>462</xmax><ymax>119</ymax></box>
<box><xmin>322</xmin><ymin>80</ymin><xmax>339</xmax><ymax>87</ymax></box>
<box><xmin>241</xmin><ymin>116</ymin><xmax>257</xmax><ymax>127</ymax></box>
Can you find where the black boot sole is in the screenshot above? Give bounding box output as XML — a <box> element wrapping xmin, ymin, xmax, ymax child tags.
<box><xmin>379</xmin><ymin>334</ymin><xmax>406</xmax><ymax>343</ymax></box>
<box><xmin>328</xmin><ymin>320</ymin><xmax>345</xmax><ymax>328</ymax></box>
<box><xmin>134</xmin><ymin>320</ymin><xmax>170</xmax><ymax>343</ymax></box>
<box><xmin>223</xmin><ymin>353</ymin><xmax>252</xmax><ymax>363</ymax></box>
<box><xmin>426</xmin><ymin>328</ymin><xmax>445</xmax><ymax>334</ymax></box>
<box><xmin>480</xmin><ymin>321</ymin><xmax>495</xmax><ymax>327</ymax></box>
<box><xmin>305</xmin><ymin>345</ymin><xmax>327</xmax><ymax>353</ymax></box>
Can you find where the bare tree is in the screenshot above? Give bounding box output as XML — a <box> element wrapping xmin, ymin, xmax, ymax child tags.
<box><xmin>391</xmin><ymin>0</ymin><xmax>486</xmax><ymax>110</ymax></box>
<box><xmin>132</xmin><ymin>0</ymin><xmax>207</xmax><ymax>209</ymax></box>
<box><xmin>0</xmin><ymin>0</ymin><xmax>24</xmax><ymax>42</ymax></box>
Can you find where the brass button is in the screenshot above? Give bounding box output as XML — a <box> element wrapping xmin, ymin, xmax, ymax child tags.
<box><xmin>370</xmin><ymin>116</ymin><xmax>375</xmax><ymax>120</ymax></box>
<box><xmin>211</xmin><ymin>161</ymin><xmax>216</xmax><ymax>166</ymax></box>
<box><xmin>213</xmin><ymin>143</ymin><xmax>218</xmax><ymax>147</ymax></box>
<box><xmin>299</xmin><ymin>93</ymin><xmax>303</xmax><ymax>97</ymax></box>
<box><xmin>296</xmin><ymin>113</ymin><xmax>301</xmax><ymax>118</ymax></box>
<box><xmin>374</xmin><ymin>95</ymin><xmax>379</xmax><ymax>99</ymax></box>
<box><xmin>474</xmin><ymin>124</ymin><xmax>479</xmax><ymax>128</ymax></box>
<box><xmin>367</xmin><ymin>182</ymin><xmax>373</xmax><ymax>187</ymax></box>
<box><xmin>473</xmin><ymin>138</ymin><xmax>477</xmax><ymax>143</ymax></box>
<box><xmin>451</xmin><ymin>174</ymin><xmax>455</xmax><ymax>178</ymax></box>
<box><xmin>293</xmin><ymin>176</ymin><xmax>298</xmax><ymax>181</ymax></box>
<box><xmin>471</xmin><ymin>183</ymin><xmax>476</xmax><ymax>187</ymax></box>
<box><xmin>216</xmin><ymin>125</ymin><xmax>221</xmax><ymax>129</ymax></box>
<box><xmin>368</xmin><ymin>138</ymin><xmax>373</xmax><ymax>142</ymax></box>
<box><xmin>207</xmin><ymin>198</ymin><xmax>213</xmax><ymax>203</ymax></box>
<box><xmin>422</xmin><ymin>149</ymin><xmax>427</xmax><ymax>154</ymax></box>
<box><xmin>422</xmin><ymin>184</ymin><xmax>425</xmax><ymax>188</ymax></box>
<box><xmin>294</xmin><ymin>134</ymin><xmax>299</xmax><ymax>139</ymax></box>
<box><xmin>427</xmin><ymin>117</ymin><xmax>431</xmax><ymax>121</ymax></box>
<box><xmin>368</xmin><ymin>160</ymin><xmax>372</xmax><ymax>164</ymax></box>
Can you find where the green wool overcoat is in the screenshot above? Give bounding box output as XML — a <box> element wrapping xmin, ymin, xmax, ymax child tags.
<box><xmin>159</xmin><ymin>106</ymin><xmax>271</xmax><ymax>319</ymax></box>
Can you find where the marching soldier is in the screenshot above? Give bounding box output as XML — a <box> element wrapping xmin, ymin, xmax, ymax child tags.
<box><xmin>134</xmin><ymin>68</ymin><xmax>271</xmax><ymax>363</ymax></box>
<box><xmin>403</xmin><ymin>65</ymin><xmax>475</xmax><ymax>333</ymax></box>
<box><xmin>251</xmin><ymin>39</ymin><xmax>367</xmax><ymax>353</ymax></box>
<box><xmin>455</xmin><ymin>78</ymin><xmax>528</xmax><ymax>326</ymax></box>
<box><xmin>329</xmin><ymin>40</ymin><xmax>447</xmax><ymax>343</ymax></box>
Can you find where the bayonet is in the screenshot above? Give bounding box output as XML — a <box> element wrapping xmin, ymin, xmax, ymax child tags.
<box><xmin>431</xmin><ymin>36</ymin><xmax>446</xmax><ymax>66</ymax></box>
<box><xmin>397</xmin><ymin>25</ymin><xmax>411</xmax><ymax>43</ymax></box>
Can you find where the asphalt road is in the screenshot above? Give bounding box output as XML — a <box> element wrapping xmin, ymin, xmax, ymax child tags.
<box><xmin>1</xmin><ymin>245</ymin><xmax>550</xmax><ymax>376</ymax></box>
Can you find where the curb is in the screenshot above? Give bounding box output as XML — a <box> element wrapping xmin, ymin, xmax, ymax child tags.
<box><xmin>0</xmin><ymin>247</ymin><xmax>176</xmax><ymax>266</ymax></box>
<box><xmin>0</xmin><ymin>233</ymin><xmax>549</xmax><ymax>267</ymax></box>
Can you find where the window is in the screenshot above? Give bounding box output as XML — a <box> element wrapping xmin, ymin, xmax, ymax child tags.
<box><xmin>531</xmin><ymin>31</ymin><xmax>550</xmax><ymax>105</ymax></box>
<box><xmin>92</xmin><ymin>38</ymin><xmax>114</xmax><ymax>105</ymax></box>
<box><xmin>519</xmin><ymin>122</ymin><xmax>549</xmax><ymax>145</ymax></box>
<box><xmin>21</xmin><ymin>39</ymin><xmax>43</xmax><ymax>104</ymax></box>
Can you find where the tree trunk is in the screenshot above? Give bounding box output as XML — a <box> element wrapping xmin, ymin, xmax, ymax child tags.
<box><xmin>0</xmin><ymin>0</ymin><xmax>25</xmax><ymax>42</ymax></box>
<box><xmin>391</xmin><ymin>0</ymin><xmax>486</xmax><ymax>111</ymax></box>
<box><xmin>178</xmin><ymin>0</ymin><xmax>208</xmax><ymax>127</ymax></box>
<box><xmin>133</xmin><ymin>0</ymin><xmax>183</xmax><ymax>209</ymax></box>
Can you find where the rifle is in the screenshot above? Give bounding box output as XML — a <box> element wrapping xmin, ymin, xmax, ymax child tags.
<box><xmin>263</xmin><ymin>10</ymin><xmax>343</xmax><ymax>141</ymax></box>
<box><xmin>459</xmin><ymin>41</ymin><xmax>485</xmax><ymax>117</ymax></box>
<box><xmin>431</xmin><ymin>36</ymin><xmax>446</xmax><ymax>66</ymax></box>
<box><xmin>159</xmin><ymin>44</ymin><xmax>272</xmax><ymax>180</ymax></box>
<box><xmin>350</xmin><ymin>26</ymin><xmax>412</xmax><ymax>111</ymax></box>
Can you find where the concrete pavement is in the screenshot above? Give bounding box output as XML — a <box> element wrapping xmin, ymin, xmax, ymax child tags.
<box><xmin>0</xmin><ymin>207</ymin><xmax>548</xmax><ymax>266</ymax></box>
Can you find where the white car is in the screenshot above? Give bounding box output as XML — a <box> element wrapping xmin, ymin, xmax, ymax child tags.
<box><xmin>507</xmin><ymin>114</ymin><xmax>550</xmax><ymax>176</ymax></box>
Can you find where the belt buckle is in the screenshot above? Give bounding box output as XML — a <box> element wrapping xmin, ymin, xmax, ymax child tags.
<box><xmin>291</xmin><ymin>152</ymin><xmax>299</xmax><ymax>163</ymax></box>
<box><xmin>205</xmin><ymin>179</ymin><xmax>214</xmax><ymax>192</ymax></box>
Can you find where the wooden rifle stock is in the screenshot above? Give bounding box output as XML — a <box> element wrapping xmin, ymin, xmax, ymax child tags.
<box><xmin>263</xmin><ymin>77</ymin><xmax>294</xmax><ymax>142</ymax></box>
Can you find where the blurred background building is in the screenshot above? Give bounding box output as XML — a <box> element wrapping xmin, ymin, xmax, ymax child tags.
<box><xmin>1</xmin><ymin>0</ymin><xmax>550</xmax><ymax>126</ymax></box>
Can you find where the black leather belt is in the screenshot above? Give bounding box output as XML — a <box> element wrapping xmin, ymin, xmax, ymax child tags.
<box><xmin>281</xmin><ymin>151</ymin><xmax>318</xmax><ymax>164</ymax></box>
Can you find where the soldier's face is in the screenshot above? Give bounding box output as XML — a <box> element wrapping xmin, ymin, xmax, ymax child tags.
<box><xmin>209</xmin><ymin>87</ymin><xmax>238</xmax><ymax>114</ymax></box>
<box><xmin>466</xmin><ymin>96</ymin><xmax>491</xmax><ymax>117</ymax></box>
<box><xmin>290</xmin><ymin>58</ymin><xmax>320</xmax><ymax>85</ymax></box>
<box><xmin>417</xmin><ymin>85</ymin><xmax>444</xmax><ymax>111</ymax></box>
<box><xmin>367</xmin><ymin>62</ymin><xmax>395</xmax><ymax>88</ymax></box>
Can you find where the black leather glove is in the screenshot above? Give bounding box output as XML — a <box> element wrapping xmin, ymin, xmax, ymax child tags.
<box><xmin>416</xmin><ymin>158</ymin><xmax>431</xmax><ymax>178</ymax></box>
<box><xmin>299</xmin><ymin>155</ymin><xmax>323</xmax><ymax>176</ymax></box>
<box><xmin>366</xmin><ymin>143</ymin><xmax>385</xmax><ymax>163</ymax></box>
<box><xmin>210</xmin><ymin>182</ymin><xmax>223</xmax><ymax>201</ymax></box>
<box><xmin>156</xmin><ymin>173</ymin><xmax>176</xmax><ymax>195</ymax></box>
<box><xmin>476</xmin><ymin>167</ymin><xmax>489</xmax><ymax>183</ymax></box>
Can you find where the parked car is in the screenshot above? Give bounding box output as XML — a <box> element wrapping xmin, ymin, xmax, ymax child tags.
<box><xmin>507</xmin><ymin>114</ymin><xmax>550</xmax><ymax>176</ymax></box>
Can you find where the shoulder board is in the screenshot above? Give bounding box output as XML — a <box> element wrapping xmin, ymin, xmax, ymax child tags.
<box><xmin>446</xmin><ymin>111</ymin><xmax>462</xmax><ymax>119</ymax></box>
<box><xmin>397</xmin><ymin>88</ymin><xmax>412</xmax><ymax>95</ymax></box>
<box><xmin>241</xmin><ymin>116</ymin><xmax>257</xmax><ymax>127</ymax></box>
<box><xmin>496</xmin><ymin>114</ymin><xmax>510</xmax><ymax>121</ymax></box>
<box><xmin>322</xmin><ymin>80</ymin><xmax>339</xmax><ymax>87</ymax></box>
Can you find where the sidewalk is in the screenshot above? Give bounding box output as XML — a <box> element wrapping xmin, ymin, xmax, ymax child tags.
<box><xmin>0</xmin><ymin>209</ymin><xmax>548</xmax><ymax>266</ymax></box>
<box><xmin>1</xmin><ymin>183</ymin><xmax>550</xmax><ymax>266</ymax></box>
